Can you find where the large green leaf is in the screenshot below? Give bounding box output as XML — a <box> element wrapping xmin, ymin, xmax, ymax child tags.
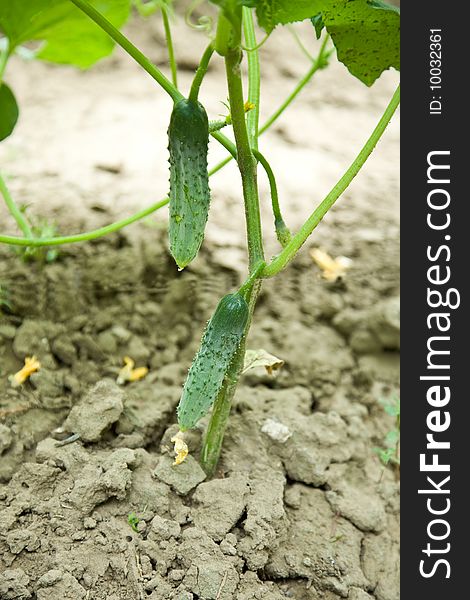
<box><xmin>252</xmin><ymin>0</ymin><xmax>399</xmax><ymax>86</ymax></box>
<box><xmin>0</xmin><ymin>0</ymin><xmax>132</xmax><ymax>68</ymax></box>
<box><xmin>0</xmin><ymin>82</ymin><xmax>19</xmax><ymax>140</ymax></box>
<box><xmin>315</xmin><ymin>0</ymin><xmax>400</xmax><ymax>86</ymax></box>
<box><xmin>209</xmin><ymin>1</ymin><xmax>399</xmax><ymax>85</ymax></box>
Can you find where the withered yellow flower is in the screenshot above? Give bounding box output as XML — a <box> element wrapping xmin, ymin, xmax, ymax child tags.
<box><xmin>116</xmin><ymin>356</ymin><xmax>148</xmax><ymax>385</ymax></box>
<box><xmin>171</xmin><ymin>431</ymin><xmax>189</xmax><ymax>466</ymax></box>
<box><xmin>9</xmin><ymin>356</ymin><xmax>41</xmax><ymax>388</ymax></box>
<box><xmin>310</xmin><ymin>248</ymin><xmax>352</xmax><ymax>282</ymax></box>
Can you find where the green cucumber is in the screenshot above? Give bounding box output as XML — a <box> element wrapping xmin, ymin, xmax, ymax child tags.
<box><xmin>177</xmin><ymin>292</ymin><xmax>249</xmax><ymax>430</ymax></box>
<box><xmin>168</xmin><ymin>98</ymin><xmax>211</xmax><ymax>269</ymax></box>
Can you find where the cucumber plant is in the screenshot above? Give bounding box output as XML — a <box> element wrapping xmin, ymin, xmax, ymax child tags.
<box><xmin>0</xmin><ymin>0</ymin><xmax>400</xmax><ymax>475</ymax></box>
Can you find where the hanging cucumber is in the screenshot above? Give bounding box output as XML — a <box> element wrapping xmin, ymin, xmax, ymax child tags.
<box><xmin>168</xmin><ymin>98</ymin><xmax>211</xmax><ymax>269</ymax></box>
<box><xmin>177</xmin><ymin>292</ymin><xmax>249</xmax><ymax>431</ymax></box>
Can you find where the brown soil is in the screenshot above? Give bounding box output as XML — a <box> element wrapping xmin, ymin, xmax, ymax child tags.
<box><xmin>0</xmin><ymin>9</ymin><xmax>399</xmax><ymax>600</ymax></box>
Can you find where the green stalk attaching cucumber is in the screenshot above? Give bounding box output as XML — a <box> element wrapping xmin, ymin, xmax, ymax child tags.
<box><xmin>177</xmin><ymin>292</ymin><xmax>249</xmax><ymax>431</ymax></box>
<box><xmin>168</xmin><ymin>98</ymin><xmax>211</xmax><ymax>269</ymax></box>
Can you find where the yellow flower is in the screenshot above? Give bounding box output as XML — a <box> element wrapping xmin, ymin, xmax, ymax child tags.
<box><xmin>310</xmin><ymin>248</ymin><xmax>352</xmax><ymax>282</ymax></box>
<box><xmin>116</xmin><ymin>356</ymin><xmax>148</xmax><ymax>385</ymax></box>
<box><xmin>9</xmin><ymin>356</ymin><xmax>41</xmax><ymax>388</ymax></box>
<box><xmin>171</xmin><ymin>431</ymin><xmax>189</xmax><ymax>466</ymax></box>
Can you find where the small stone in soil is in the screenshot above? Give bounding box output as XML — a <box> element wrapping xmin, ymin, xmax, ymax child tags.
<box><xmin>154</xmin><ymin>454</ymin><xmax>206</xmax><ymax>495</ymax></box>
<box><xmin>148</xmin><ymin>515</ymin><xmax>181</xmax><ymax>541</ymax></box>
<box><xmin>261</xmin><ymin>418</ymin><xmax>292</xmax><ymax>443</ymax></box>
<box><xmin>63</xmin><ymin>380</ymin><xmax>124</xmax><ymax>442</ymax></box>
<box><xmin>0</xmin><ymin>424</ymin><xmax>13</xmax><ymax>454</ymax></box>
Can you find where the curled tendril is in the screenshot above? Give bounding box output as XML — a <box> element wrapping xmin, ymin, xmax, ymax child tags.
<box><xmin>185</xmin><ymin>0</ymin><xmax>213</xmax><ymax>33</ymax></box>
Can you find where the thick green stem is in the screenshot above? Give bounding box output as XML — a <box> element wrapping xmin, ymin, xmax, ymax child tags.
<box><xmin>69</xmin><ymin>0</ymin><xmax>183</xmax><ymax>103</ymax></box>
<box><xmin>189</xmin><ymin>43</ymin><xmax>215</xmax><ymax>103</ymax></box>
<box><xmin>263</xmin><ymin>84</ymin><xmax>401</xmax><ymax>278</ymax></box>
<box><xmin>201</xmin><ymin>28</ymin><xmax>266</xmax><ymax>475</ymax></box>
<box><xmin>225</xmin><ymin>48</ymin><xmax>264</xmax><ymax>270</ymax></box>
<box><xmin>0</xmin><ymin>174</ymin><xmax>33</xmax><ymax>238</ymax></box>
<box><xmin>161</xmin><ymin>6</ymin><xmax>178</xmax><ymax>89</ymax></box>
<box><xmin>242</xmin><ymin>7</ymin><xmax>260</xmax><ymax>150</ymax></box>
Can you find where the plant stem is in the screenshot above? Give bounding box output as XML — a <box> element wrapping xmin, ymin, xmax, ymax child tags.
<box><xmin>0</xmin><ymin>194</ymin><xmax>169</xmax><ymax>247</ymax></box>
<box><xmin>0</xmin><ymin>174</ymin><xmax>33</xmax><ymax>238</ymax></box>
<box><xmin>69</xmin><ymin>0</ymin><xmax>183</xmax><ymax>103</ymax></box>
<box><xmin>161</xmin><ymin>6</ymin><xmax>178</xmax><ymax>89</ymax></box>
<box><xmin>208</xmin><ymin>156</ymin><xmax>232</xmax><ymax>177</ymax></box>
<box><xmin>263</xmin><ymin>84</ymin><xmax>401</xmax><ymax>278</ymax></box>
<box><xmin>242</xmin><ymin>7</ymin><xmax>260</xmax><ymax>150</ymax></box>
<box><xmin>201</xmin><ymin>27</ymin><xmax>266</xmax><ymax>475</ymax></box>
<box><xmin>225</xmin><ymin>48</ymin><xmax>264</xmax><ymax>270</ymax></box>
<box><xmin>0</xmin><ymin>39</ymin><xmax>9</xmax><ymax>82</ymax></box>
<box><xmin>288</xmin><ymin>24</ymin><xmax>315</xmax><ymax>62</ymax></box>
<box><xmin>238</xmin><ymin>260</ymin><xmax>266</xmax><ymax>296</ymax></box>
<box><xmin>189</xmin><ymin>43</ymin><xmax>215</xmax><ymax>103</ymax></box>
<box><xmin>214</xmin><ymin>12</ymin><xmax>234</xmax><ymax>56</ymax></box>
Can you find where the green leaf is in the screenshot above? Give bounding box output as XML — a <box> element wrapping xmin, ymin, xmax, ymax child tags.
<box><xmin>0</xmin><ymin>0</ymin><xmax>132</xmax><ymax>69</ymax></box>
<box><xmin>0</xmin><ymin>82</ymin><xmax>19</xmax><ymax>141</ymax></box>
<box><xmin>315</xmin><ymin>0</ymin><xmax>400</xmax><ymax>86</ymax></box>
<box><xmin>250</xmin><ymin>1</ymin><xmax>399</xmax><ymax>86</ymax></box>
